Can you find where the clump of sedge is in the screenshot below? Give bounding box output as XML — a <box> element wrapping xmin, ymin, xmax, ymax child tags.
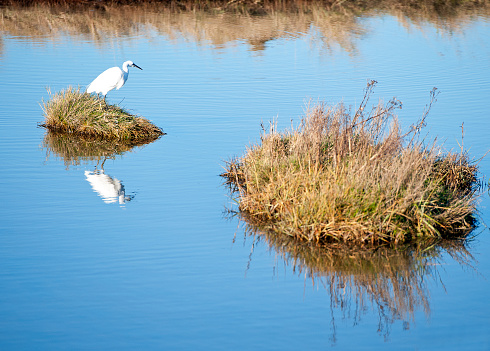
<box><xmin>222</xmin><ymin>81</ymin><xmax>480</xmax><ymax>245</ymax></box>
<box><xmin>40</xmin><ymin>86</ymin><xmax>164</xmax><ymax>141</ymax></box>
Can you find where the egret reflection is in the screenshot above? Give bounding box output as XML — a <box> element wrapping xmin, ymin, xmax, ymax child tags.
<box><xmin>85</xmin><ymin>166</ymin><xmax>132</xmax><ymax>205</ymax></box>
<box><xmin>42</xmin><ymin>130</ymin><xmax>159</xmax><ymax>205</ymax></box>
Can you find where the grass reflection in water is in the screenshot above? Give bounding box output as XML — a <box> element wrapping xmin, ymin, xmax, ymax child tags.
<box><xmin>41</xmin><ymin>128</ymin><xmax>160</xmax><ymax>169</ymax></box>
<box><xmin>237</xmin><ymin>220</ymin><xmax>476</xmax><ymax>341</ymax></box>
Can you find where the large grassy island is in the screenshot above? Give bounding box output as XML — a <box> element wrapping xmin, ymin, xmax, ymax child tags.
<box><xmin>222</xmin><ymin>82</ymin><xmax>481</xmax><ymax>245</ymax></box>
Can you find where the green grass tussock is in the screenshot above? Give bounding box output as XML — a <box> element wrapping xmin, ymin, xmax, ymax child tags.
<box><xmin>41</xmin><ymin>87</ymin><xmax>164</xmax><ymax>141</ymax></box>
<box><xmin>222</xmin><ymin>81</ymin><xmax>481</xmax><ymax>245</ymax></box>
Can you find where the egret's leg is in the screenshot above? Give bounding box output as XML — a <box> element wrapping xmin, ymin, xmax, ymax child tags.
<box><xmin>96</xmin><ymin>93</ymin><xmax>102</xmax><ymax>109</ymax></box>
<box><xmin>97</xmin><ymin>93</ymin><xmax>106</xmax><ymax>110</ymax></box>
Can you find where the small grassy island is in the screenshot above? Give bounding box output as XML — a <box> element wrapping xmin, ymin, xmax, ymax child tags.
<box><xmin>222</xmin><ymin>82</ymin><xmax>481</xmax><ymax>245</ymax></box>
<box><xmin>41</xmin><ymin>87</ymin><xmax>164</xmax><ymax>142</ymax></box>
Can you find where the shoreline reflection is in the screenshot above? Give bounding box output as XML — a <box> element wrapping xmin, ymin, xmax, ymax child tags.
<box><xmin>2</xmin><ymin>2</ymin><xmax>488</xmax><ymax>56</ymax></box>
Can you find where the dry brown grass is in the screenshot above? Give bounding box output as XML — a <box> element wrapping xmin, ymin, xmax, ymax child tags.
<box><xmin>222</xmin><ymin>81</ymin><xmax>480</xmax><ymax>245</ymax></box>
<box><xmin>40</xmin><ymin>86</ymin><xmax>164</xmax><ymax>142</ymax></box>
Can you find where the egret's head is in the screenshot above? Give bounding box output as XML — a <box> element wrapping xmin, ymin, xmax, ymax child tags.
<box><xmin>123</xmin><ymin>60</ymin><xmax>143</xmax><ymax>70</ymax></box>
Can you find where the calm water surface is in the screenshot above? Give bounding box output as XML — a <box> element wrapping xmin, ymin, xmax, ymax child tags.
<box><xmin>0</xmin><ymin>6</ymin><xmax>489</xmax><ymax>350</ymax></box>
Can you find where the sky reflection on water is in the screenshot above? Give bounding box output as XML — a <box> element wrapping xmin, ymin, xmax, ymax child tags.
<box><xmin>0</xmin><ymin>4</ymin><xmax>489</xmax><ymax>350</ymax></box>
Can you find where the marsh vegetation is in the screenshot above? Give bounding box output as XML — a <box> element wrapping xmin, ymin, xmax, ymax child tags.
<box><xmin>222</xmin><ymin>82</ymin><xmax>481</xmax><ymax>245</ymax></box>
<box><xmin>40</xmin><ymin>87</ymin><xmax>164</xmax><ymax>142</ymax></box>
<box><xmin>1</xmin><ymin>0</ymin><xmax>490</xmax><ymax>348</ymax></box>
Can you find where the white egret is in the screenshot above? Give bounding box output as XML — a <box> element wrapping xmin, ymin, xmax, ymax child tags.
<box><xmin>86</xmin><ymin>60</ymin><xmax>142</xmax><ymax>98</ymax></box>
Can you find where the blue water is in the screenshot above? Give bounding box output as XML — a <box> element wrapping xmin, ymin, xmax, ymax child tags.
<box><xmin>0</xmin><ymin>8</ymin><xmax>489</xmax><ymax>350</ymax></box>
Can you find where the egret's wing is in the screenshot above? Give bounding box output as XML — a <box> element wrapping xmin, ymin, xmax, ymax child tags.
<box><xmin>115</xmin><ymin>71</ymin><xmax>128</xmax><ymax>90</ymax></box>
<box><xmin>86</xmin><ymin>79</ymin><xmax>97</xmax><ymax>93</ymax></box>
<box><xmin>86</xmin><ymin>70</ymin><xmax>109</xmax><ymax>93</ymax></box>
<box><xmin>86</xmin><ymin>67</ymin><xmax>124</xmax><ymax>94</ymax></box>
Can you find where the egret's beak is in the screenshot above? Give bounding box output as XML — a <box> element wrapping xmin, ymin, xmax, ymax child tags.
<box><xmin>132</xmin><ymin>63</ymin><xmax>143</xmax><ymax>70</ymax></box>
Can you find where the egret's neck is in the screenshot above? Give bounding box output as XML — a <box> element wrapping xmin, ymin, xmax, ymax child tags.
<box><xmin>122</xmin><ymin>63</ymin><xmax>130</xmax><ymax>73</ymax></box>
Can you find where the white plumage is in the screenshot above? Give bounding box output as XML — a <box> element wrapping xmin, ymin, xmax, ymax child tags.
<box><xmin>86</xmin><ymin>60</ymin><xmax>142</xmax><ymax>97</ymax></box>
<box><xmin>85</xmin><ymin>170</ymin><xmax>131</xmax><ymax>205</ymax></box>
